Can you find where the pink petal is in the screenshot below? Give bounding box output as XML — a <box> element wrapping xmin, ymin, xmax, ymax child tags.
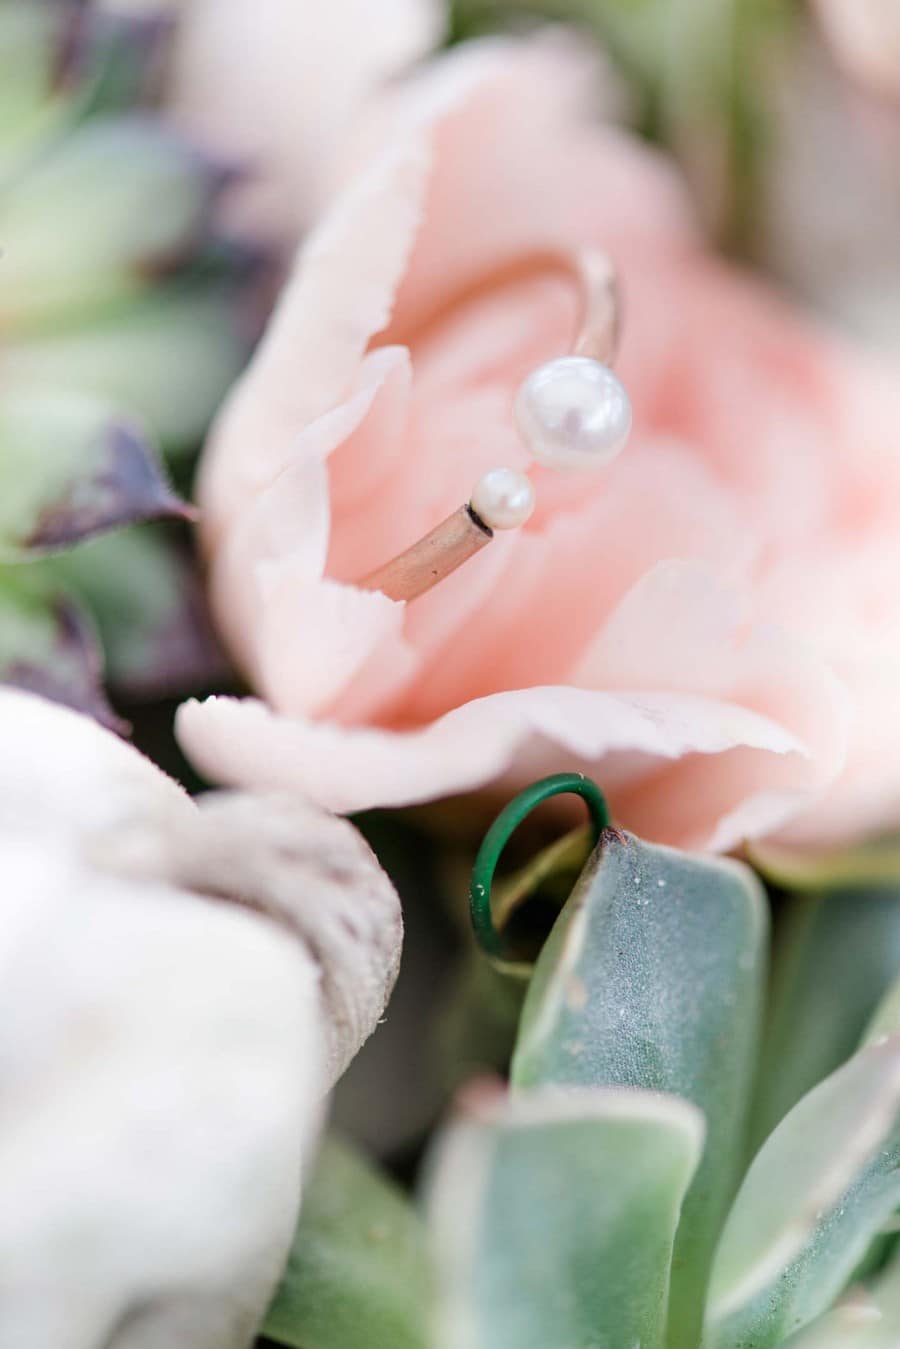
<box><xmin>349</xmin><ymin>32</ymin><xmax>701</xmax><ymax>341</ymax></box>
<box><xmin>395</xmin><ymin>445</ymin><xmax>752</xmax><ymax>723</ymax></box>
<box><xmin>254</xmin><ymin>575</ymin><xmax>416</xmax><ymax>718</ymax></box>
<box><xmin>204</xmin><ymin>348</ymin><xmax>413</xmax><ymax>677</ymax></box>
<box><xmin>198</xmin><ymin>141</ymin><xmax>430</xmax><ymax>538</ymax></box>
<box><xmin>177</xmin><ymin>682</ymin><xmax>820</xmax><ymax>852</ymax></box>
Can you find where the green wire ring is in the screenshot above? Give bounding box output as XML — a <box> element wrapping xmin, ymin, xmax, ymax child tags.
<box><xmin>469</xmin><ymin>772</ymin><xmax>610</xmax><ymax>958</ymax></box>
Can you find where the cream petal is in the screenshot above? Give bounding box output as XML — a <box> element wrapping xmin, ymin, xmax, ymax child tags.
<box><xmin>0</xmin><ymin>844</ymin><xmax>320</xmax><ymax>1349</ymax></box>
<box><xmin>0</xmin><ymin>687</ymin><xmax>404</xmax><ymax>1347</ymax></box>
<box><xmin>97</xmin><ymin>791</ymin><xmax>403</xmax><ymax>1089</ymax></box>
<box><xmin>168</xmin><ymin>0</ymin><xmax>443</xmax><ymax>239</ymax></box>
<box><xmin>0</xmin><ymin>687</ymin><xmax>189</xmax><ymax>844</ymax></box>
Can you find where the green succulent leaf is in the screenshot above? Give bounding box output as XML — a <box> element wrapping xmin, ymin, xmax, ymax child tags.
<box><xmin>0</xmin><ymin>2</ymin><xmax>68</xmax><ymax>179</ymax></box>
<box><xmin>863</xmin><ymin>977</ymin><xmax>900</xmax><ymax>1048</ymax></box>
<box><xmin>4</xmin><ymin>288</ymin><xmax>247</xmax><ymax>453</ymax></box>
<box><xmin>436</xmin><ymin>952</ymin><xmax>529</xmax><ymax>1093</ymax></box>
<box><xmin>0</xmin><ymin>0</ymin><xmax>246</xmax><ymax>727</ymax></box>
<box><xmin>705</xmin><ymin>1036</ymin><xmax>900</xmax><ymax>1349</ymax></box>
<box><xmin>0</xmin><ymin>567</ymin><xmax>118</xmax><ymax>727</ymax></box>
<box><xmin>70</xmin><ymin>9</ymin><xmax>174</xmax><ymax>120</ymax></box>
<box><xmin>426</xmin><ymin>1083</ymin><xmax>704</xmax><ymax>1349</ymax></box>
<box><xmin>0</xmin><ymin>116</ymin><xmax>229</xmax><ymax>330</ymax></box>
<box><xmin>262</xmin><ymin>1135</ymin><xmax>429</xmax><ymax>1349</ymax></box>
<box><xmin>0</xmin><ymin>2</ymin><xmax>174</xmax><ymax>180</ymax></box>
<box><xmin>511</xmin><ymin>830</ymin><xmax>767</xmax><ymax>1347</ymax></box>
<box><xmin>0</xmin><ymin>391</ymin><xmax>187</xmax><ymax>559</ymax></box>
<box><xmin>42</xmin><ymin>526</ymin><xmax>225</xmax><ymax>699</ymax></box>
<box><xmin>780</xmin><ymin>1251</ymin><xmax>900</xmax><ymax>1349</ymax></box>
<box><xmin>751</xmin><ymin>880</ymin><xmax>900</xmax><ymax>1147</ymax></box>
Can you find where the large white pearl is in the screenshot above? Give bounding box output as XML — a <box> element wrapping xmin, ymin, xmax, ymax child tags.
<box><xmin>470</xmin><ymin>467</ymin><xmax>535</xmax><ymax>530</ymax></box>
<box><xmin>515</xmin><ymin>355</ymin><xmax>632</xmax><ymax>471</ymax></box>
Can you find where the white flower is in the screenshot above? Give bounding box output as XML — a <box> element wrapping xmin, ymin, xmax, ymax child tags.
<box><xmin>157</xmin><ymin>0</ymin><xmax>444</xmax><ymax>242</ymax></box>
<box><xmin>0</xmin><ymin>688</ymin><xmax>401</xmax><ymax>1348</ymax></box>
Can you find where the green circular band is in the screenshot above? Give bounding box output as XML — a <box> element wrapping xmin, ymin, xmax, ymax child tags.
<box><xmin>469</xmin><ymin>773</ymin><xmax>610</xmax><ymax>958</ymax></box>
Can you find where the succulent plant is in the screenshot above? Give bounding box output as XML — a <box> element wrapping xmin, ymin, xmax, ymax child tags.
<box><xmin>260</xmin><ymin>784</ymin><xmax>900</xmax><ymax>1349</ymax></box>
<box><xmin>0</xmin><ymin>0</ymin><xmax>248</xmax><ymax>721</ymax></box>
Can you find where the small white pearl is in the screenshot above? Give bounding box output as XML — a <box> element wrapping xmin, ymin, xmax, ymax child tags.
<box><xmin>515</xmin><ymin>355</ymin><xmax>632</xmax><ymax>471</ymax></box>
<box><xmin>470</xmin><ymin>467</ymin><xmax>535</xmax><ymax>530</ymax></box>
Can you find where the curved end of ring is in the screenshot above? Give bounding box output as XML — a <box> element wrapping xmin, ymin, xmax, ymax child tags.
<box><xmin>469</xmin><ymin>772</ymin><xmax>610</xmax><ymax>960</ymax></box>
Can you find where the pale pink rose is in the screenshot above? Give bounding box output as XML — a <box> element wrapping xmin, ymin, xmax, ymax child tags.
<box><xmin>177</xmin><ymin>34</ymin><xmax>900</xmax><ymax>853</ymax></box>
<box><xmin>163</xmin><ymin>0</ymin><xmax>444</xmax><ymax>242</ymax></box>
<box><xmin>815</xmin><ymin>0</ymin><xmax>900</xmax><ymax>101</ymax></box>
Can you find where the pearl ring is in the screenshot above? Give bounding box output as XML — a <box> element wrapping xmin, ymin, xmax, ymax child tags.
<box><xmin>360</xmin><ymin>249</ymin><xmax>631</xmax><ymax>603</ymax></box>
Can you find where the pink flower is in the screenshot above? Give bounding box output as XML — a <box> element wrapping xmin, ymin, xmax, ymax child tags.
<box><xmin>163</xmin><ymin>0</ymin><xmax>444</xmax><ymax>242</ymax></box>
<box><xmin>177</xmin><ymin>34</ymin><xmax>900</xmax><ymax>852</ymax></box>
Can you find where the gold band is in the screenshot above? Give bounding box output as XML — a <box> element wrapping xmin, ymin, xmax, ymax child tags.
<box><xmin>359</xmin><ymin>506</ymin><xmax>492</xmax><ymax>603</ymax></box>
<box><xmin>357</xmin><ymin>250</ymin><xmax>621</xmax><ymax>604</ymax></box>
